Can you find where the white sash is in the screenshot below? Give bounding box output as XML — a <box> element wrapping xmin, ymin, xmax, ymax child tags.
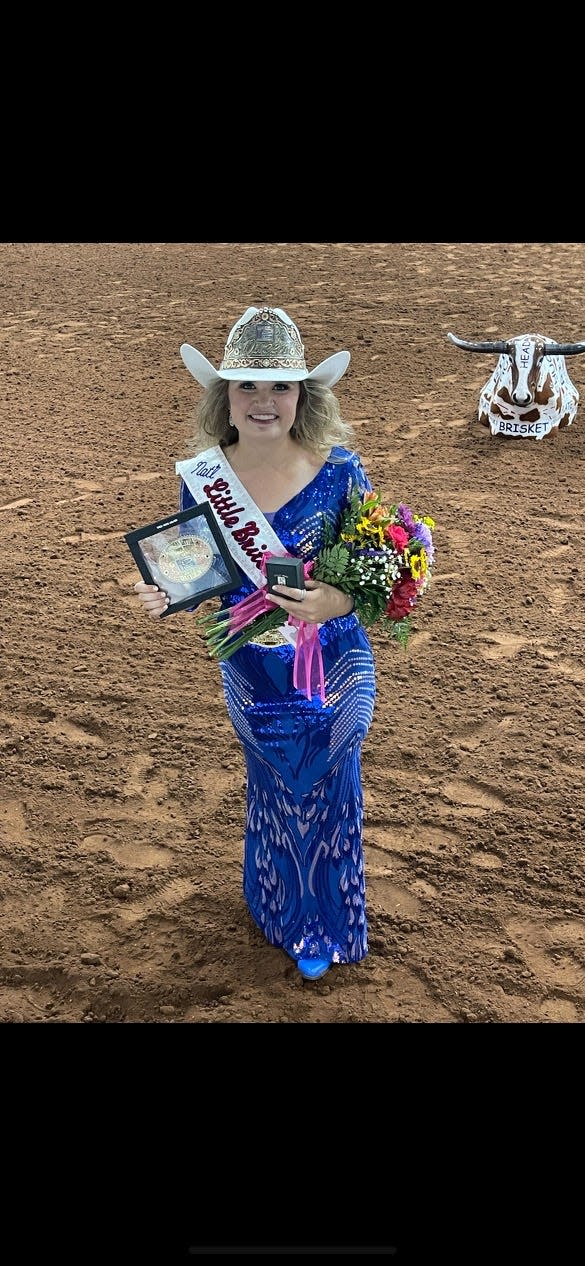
<box><xmin>177</xmin><ymin>446</ymin><xmax>327</xmax><ymax>683</ymax></box>
<box><xmin>176</xmin><ymin>445</ymin><xmax>290</xmax><ymax>589</ymax></box>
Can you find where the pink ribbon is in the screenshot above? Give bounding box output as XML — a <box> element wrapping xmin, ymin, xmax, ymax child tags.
<box><xmin>227</xmin><ymin>554</ymin><xmax>326</xmax><ymax>703</ymax></box>
<box><xmin>225</xmin><ymin>550</ymin><xmax>283</xmax><ymax>633</ymax></box>
<box><xmin>290</xmin><ymin>559</ymin><xmax>325</xmax><ymax>704</ymax></box>
<box><xmin>225</xmin><ymin>583</ymin><xmax>276</xmax><ymax>633</ymax></box>
<box><xmin>290</xmin><ymin>615</ymin><xmax>326</xmax><ymax>703</ymax></box>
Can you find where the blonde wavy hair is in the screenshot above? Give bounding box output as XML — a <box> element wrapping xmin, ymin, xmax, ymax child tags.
<box><xmin>186</xmin><ymin>379</ymin><xmax>354</xmax><ymax>462</ymax></box>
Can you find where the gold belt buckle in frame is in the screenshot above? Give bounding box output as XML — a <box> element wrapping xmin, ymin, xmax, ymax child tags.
<box><xmin>249</xmin><ymin>627</ymin><xmax>290</xmax><ymax>647</ymax></box>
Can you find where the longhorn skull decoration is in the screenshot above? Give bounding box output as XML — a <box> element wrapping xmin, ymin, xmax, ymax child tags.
<box><xmin>447</xmin><ymin>331</ymin><xmax>585</xmax><ymax>438</ymax></box>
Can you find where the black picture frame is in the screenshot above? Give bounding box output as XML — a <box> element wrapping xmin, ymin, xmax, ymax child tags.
<box><xmin>124</xmin><ymin>502</ymin><xmax>242</xmax><ymax>617</ymax></box>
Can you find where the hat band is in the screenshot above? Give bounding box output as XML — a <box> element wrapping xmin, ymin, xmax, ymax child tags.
<box><xmin>219</xmin><ymin>354</ymin><xmax>307</xmax><ymax>373</ymax></box>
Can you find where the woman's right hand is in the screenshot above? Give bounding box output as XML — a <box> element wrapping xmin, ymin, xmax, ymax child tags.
<box><xmin>134</xmin><ymin>580</ymin><xmax>170</xmax><ymax>618</ymax></box>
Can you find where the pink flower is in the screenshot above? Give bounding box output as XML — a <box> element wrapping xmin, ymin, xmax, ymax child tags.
<box><xmin>386</xmin><ymin>524</ymin><xmax>410</xmax><ymax>551</ymax></box>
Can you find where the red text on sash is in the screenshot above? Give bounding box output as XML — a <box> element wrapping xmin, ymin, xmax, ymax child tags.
<box><xmin>203</xmin><ymin>478</ymin><xmax>269</xmax><ymax>568</ymax></box>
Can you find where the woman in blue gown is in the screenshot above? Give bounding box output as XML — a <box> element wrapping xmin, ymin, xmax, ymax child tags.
<box><xmin>135</xmin><ymin>306</ymin><xmax>377</xmax><ymax>982</ymax></box>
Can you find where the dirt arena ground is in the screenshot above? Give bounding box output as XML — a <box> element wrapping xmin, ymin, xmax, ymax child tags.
<box><xmin>2</xmin><ymin>240</ymin><xmax>584</xmax><ymax>1027</ymax></box>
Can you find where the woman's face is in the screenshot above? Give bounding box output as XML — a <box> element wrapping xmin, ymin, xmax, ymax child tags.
<box><xmin>227</xmin><ymin>380</ymin><xmax>300</xmax><ymax>443</ymax></box>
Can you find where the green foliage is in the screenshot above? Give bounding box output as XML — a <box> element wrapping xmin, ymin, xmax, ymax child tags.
<box><xmin>312</xmin><ymin>543</ymin><xmax>351</xmax><ymax>585</ymax></box>
<box><xmin>386</xmin><ymin>616</ymin><xmax>412</xmax><ymax>648</ymax></box>
<box><xmin>353</xmin><ymin>588</ymin><xmax>389</xmax><ymax>628</ymax></box>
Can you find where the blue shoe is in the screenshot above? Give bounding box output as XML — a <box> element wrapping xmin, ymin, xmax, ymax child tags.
<box><xmin>297</xmin><ymin>957</ymin><xmax>331</xmax><ymax>980</ymax></box>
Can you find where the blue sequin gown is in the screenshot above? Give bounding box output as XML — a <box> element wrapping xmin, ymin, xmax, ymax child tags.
<box><xmin>180</xmin><ymin>446</ymin><xmax>376</xmax><ymax>968</ymax></box>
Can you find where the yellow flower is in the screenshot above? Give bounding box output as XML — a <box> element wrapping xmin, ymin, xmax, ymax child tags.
<box><xmin>409</xmin><ymin>547</ymin><xmax>427</xmax><ymax>581</ymax></box>
<box><xmin>356</xmin><ymin>518</ymin><xmax>385</xmax><ymax>546</ymax></box>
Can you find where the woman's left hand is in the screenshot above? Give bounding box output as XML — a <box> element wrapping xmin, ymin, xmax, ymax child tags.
<box><xmin>269</xmin><ymin>578</ymin><xmax>353</xmax><ymax>624</ymax></box>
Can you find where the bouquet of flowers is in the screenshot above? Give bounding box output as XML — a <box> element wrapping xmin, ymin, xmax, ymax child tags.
<box><xmin>198</xmin><ymin>487</ymin><xmax>436</xmax><ymax>662</ymax></box>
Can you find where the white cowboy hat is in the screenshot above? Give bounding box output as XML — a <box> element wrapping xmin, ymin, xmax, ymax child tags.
<box><xmin>180</xmin><ymin>306</ymin><xmax>350</xmax><ymax>388</ymax></box>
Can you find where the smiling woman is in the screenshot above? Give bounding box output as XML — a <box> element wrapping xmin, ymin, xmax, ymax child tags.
<box><xmin>134</xmin><ymin>305</ymin><xmax>377</xmax><ymax>983</ymax></box>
